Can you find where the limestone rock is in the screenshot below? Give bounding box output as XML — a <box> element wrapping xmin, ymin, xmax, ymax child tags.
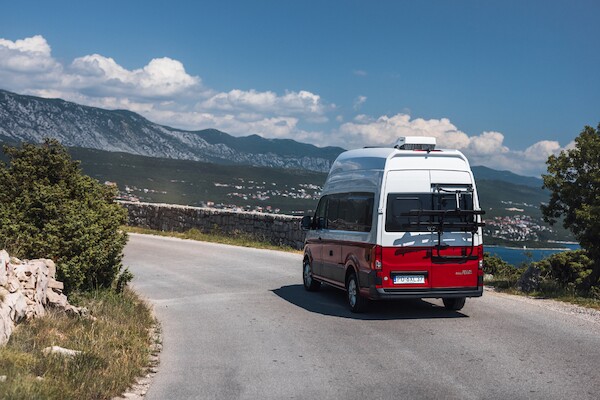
<box><xmin>45</xmin><ymin>259</ymin><xmax>56</xmax><ymax>279</ymax></box>
<box><xmin>22</xmin><ymin>275</ymin><xmax>36</xmax><ymax>290</ymax></box>
<box><xmin>7</xmin><ymin>276</ymin><xmax>20</xmax><ymax>293</ymax></box>
<box><xmin>42</xmin><ymin>345</ymin><xmax>82</xmax><ymax>357</ymax></box>
<box><xmin>517</xmin><ymin>265</ymin><xmax>542</xmax><ymax>293</ymax></box>
<box><xmin>0</xmin><ymin>250</ymin><xmax>9</xmax><ymax>287</ymax></box>
<box><xmin>47</xmin><ymin>279</ymin><xmax>64</xmax><ymax>290</ymax></box>
<box><xmin>1</xmin><ymin>250</ymin><xmax>76</xmax><ymax>346</ymax></box>
<box><xmin>46</xmin><ymin>289</ymin><xmax>68</xmax><ymax>308</ymax></box>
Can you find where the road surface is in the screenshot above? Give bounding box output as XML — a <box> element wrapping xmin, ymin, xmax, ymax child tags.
<box><xmin>124</xmin><ymin>233</ymin><xmax>600</xmax><ymax>400</ymax></box>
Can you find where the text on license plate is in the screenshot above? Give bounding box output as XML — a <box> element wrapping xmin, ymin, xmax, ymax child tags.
<box><xmin>393</xmin><ymin>275</ymin><xmax>425</xmax><ymax>284</ymax></box>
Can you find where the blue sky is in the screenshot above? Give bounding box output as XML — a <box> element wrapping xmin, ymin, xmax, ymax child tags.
<box><xmin>1</xmin><ymin>0</ymin><xmax>598</xmax><ymax>176</ymax></box>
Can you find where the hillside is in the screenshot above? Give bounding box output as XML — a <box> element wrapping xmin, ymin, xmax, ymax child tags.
<box><xmin>471</xmin><ymin>166</ymin><xmax>544</xmax><ymax>189</ymax></box>
<box><xmin>0</xmin><ymin>89</ymin><xmax>343</xmax><ymax>172</ymax></box>
<box><xmin>68</xmin><ymin>146</ymin><xmax>326</xmax><ymax>215</ymax></box>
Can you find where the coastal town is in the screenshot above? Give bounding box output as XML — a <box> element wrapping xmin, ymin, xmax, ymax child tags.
<box><xmin>114</xmin><ymin>179</ymin><xmax>323</xmax><ymax>215</ymax></box>
<box><xmin>483</xmin><ymin>214</ymin><xmax>553</xmax><ymax>242</ymax></box>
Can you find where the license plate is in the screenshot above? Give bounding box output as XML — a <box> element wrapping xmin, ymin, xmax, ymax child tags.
<box><xmin>393</xmin><ymin>275</ymin><xmax>425</xmax><ymax>284</ymax></box>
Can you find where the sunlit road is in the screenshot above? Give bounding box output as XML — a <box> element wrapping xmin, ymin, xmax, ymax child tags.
<box><xmin>124</xmin><ymin>233</ymin><xmax>600</xmax><ymax>400</ymax></box>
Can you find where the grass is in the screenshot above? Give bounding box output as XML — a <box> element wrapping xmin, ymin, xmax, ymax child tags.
<box><xmin>124</xmin><ymin>226</ymin><xmax>302</xmax><ymax>253</ymax></box>
<box><xmin>0</xmin><ymin>288</ymin><xmax>156</xmax><ymax>400</ymax></box>
<box><xmin>485</xmin><ymin>279</ymin><xmax>600</xmax><ymax>310</ymax></box>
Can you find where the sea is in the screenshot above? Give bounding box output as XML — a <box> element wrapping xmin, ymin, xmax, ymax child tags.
<box><xmin>486</xmin><ymin>243</ymin><xmax>581</xmax><ymax>266</ymax></box>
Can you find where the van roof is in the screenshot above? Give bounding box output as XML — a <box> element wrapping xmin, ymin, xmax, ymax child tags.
<box><xmin>329</xmin><ymin>147</ymin><xmax>470</xmax><ymax>175</ymax></box>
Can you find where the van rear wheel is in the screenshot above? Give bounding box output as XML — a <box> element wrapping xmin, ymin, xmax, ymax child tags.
<box><xmin>346</xmin><ymin>272</ymin><xmax>368</xmax><ymax>313</ymax></box>
<box><xmin>303</xmin><ymin>259</ymin><xmax>321</xmax><ymax>291</ymax></box>
<box><xmin>442</xmin><ymin>297</ymin><xmax>466</xmax><ymax>311</ymax></box>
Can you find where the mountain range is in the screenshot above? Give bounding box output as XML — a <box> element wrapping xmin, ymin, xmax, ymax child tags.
<box><xmin>0</xmin><ymin>89</ymin><xmax>342</xmax><ymax>173</ymax></box>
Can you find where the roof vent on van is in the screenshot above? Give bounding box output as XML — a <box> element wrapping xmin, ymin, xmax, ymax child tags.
<box><xmin>394</xmin><ymin>136</ymin><xmax>436</xmax><ymax>151</ymax></box>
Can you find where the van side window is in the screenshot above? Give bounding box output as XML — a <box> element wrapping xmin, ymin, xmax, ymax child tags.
<box><xmin>326</xmin><ymin>196</ymin><xmax>341</xmax><ymax>229</ymax></box>
<box><xmin>327</xmin><ymin>192</ymin><xmax>374</xmax><ymax>232</ymax></box>
<box><xmin>314</xmin><ymin>196</ymin><xmax>328</xmax><ymax>229</ymax></box>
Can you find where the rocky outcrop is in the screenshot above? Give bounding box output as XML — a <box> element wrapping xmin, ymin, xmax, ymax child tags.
<box><xmin>0</xmin><ymin>89</ymin><xmax>342</xmax><ymax>173</ymax></box>
<box><xmin>517</xmin><ymin>265</ymin><xmax>542</xmax><ymax>293</ymax></box>
<box><xmin>0</xmin><ymin>250</ymin><xmax>85</xmax><ymax>346</ymax></box>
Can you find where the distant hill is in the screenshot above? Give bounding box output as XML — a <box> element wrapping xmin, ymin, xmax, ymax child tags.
<box><xmin>472</xmin><ymin>166</ymin><xmax>544</xmax><ymax>189</ymax></box>
<box><xmin>0</xmin><ymin>89</ymin><xmax>343</xmax><ymax>172</ymax></box>
<box><xmin>67</xmin><ymin>146</ymin><xmax>327</xmax><ymax>215</ymax></box>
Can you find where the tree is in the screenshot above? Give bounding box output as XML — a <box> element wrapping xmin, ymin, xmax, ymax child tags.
<box><xmin>542</xmin><ymin>123</ymin><xmax>600</xmax><ymax>291</ymax></box>
<box><xmin>0</xmin><ymin>139</ymin><xmax>128</xmax><ymax>293</ymax></box>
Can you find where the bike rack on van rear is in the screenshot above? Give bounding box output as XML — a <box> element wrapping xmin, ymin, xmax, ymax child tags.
<box><xmin>400</xmin><ymin>208</ymin><xmax>486</xmax><ymax>263</ymax></box>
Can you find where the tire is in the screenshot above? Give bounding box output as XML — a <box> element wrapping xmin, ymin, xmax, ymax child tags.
<box><xmin>346</xmin><ymin>272</ymin><xmax>368</xmax><ymax>313</ymax></box>
<box><xmin>303</xmin><ymin>259</ymin><xmax>321</xmax><ymax>291</ymax></box>
<box><xmin>442</xmin><ymin>297</ymin><xmax>466</xmax><ymax>311</ymax></box>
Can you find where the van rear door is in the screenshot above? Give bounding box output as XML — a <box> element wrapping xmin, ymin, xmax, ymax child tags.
<box><xmin>428</xmin><ymin>172</ymin><xmax>481</xmax><ymax>290</ymax></box>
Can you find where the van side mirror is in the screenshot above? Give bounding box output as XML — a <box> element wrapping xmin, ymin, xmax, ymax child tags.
<box><xmin>300</xmin><ymin>215</ymin><xmax>313</xmax><ymax>231</ymax></box>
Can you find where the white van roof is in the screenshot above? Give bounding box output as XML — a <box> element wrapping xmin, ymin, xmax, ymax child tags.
<box><xmin>329</xmin><ymin>147</ymin><xmax>471</xmax><ymax>175</ymax></box>
<box><xmin>323</xmin><ymin>145</ymin><xmax>473</xmax><ymax>195</ymax></box>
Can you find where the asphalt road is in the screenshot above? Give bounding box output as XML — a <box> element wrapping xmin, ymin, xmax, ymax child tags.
<box><xmin>124</xmin><ymin>233</ymin><xmax>600</xmax><ymax>400</ymax></box>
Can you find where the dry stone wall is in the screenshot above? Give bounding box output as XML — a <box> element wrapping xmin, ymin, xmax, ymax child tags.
<box><xmin>120</xmin><ymin>201</ymin><xmax>307</xmax><ymax>250</ymax></box>
<box><xmin>0</xmin><ymin>250</ymin><xmax>84</xmax><ymax>346</ymax></box>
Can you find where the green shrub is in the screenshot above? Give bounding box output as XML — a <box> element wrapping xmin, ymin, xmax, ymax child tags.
<box><xmin>532</xmin><ymin>250</ymin><xmax>595</xmax><ymax>294</ymax></box>
<box><xmin>0</xmin><ymin>139</ymin><xmax>128</xmax><ymax>293</ymax></box>
<box><xmin>483</xmin><ymin>253</ymin><xmax>518</xmax><ymax>277</ymax></box>
<box><xmin>483</xmin><ymin>253</ymin><xmax>521</xmax><ymax>288</ymax></box>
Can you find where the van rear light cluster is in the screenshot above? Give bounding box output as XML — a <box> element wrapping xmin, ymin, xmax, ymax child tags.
<box><xmin>372</xmin><ymin>245</ymin><xmax>382</xmax><ymax>270</ymax></box>
<box><xmin>478</xmin><ymin>259</ymin><xmax>484</xmax><ymax>270</ymax></box>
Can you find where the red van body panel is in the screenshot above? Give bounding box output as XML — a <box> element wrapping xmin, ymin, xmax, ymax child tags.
<box><xmin>307</xmin><ymin>240</ymin><xmax>484</xmax><ymax>300</ymax></box>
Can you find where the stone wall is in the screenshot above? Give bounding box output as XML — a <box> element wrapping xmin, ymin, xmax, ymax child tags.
<box><xmin>0</xmin><ymin>250</ymin><xmax>83</xmax><ymax>346</ymax></box>
<box><xmin>120</xmin><ymin>201</ymin><xmax>307</xmax><ymax>250</ymax></box>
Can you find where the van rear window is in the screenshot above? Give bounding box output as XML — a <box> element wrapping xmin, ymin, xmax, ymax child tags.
<box><xmin>385</xmin><ymin>192</ymin><xmax>474</xmax><ymax>232</ymax></box>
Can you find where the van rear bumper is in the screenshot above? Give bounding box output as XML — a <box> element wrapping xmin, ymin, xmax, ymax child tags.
<box><xmin>359</xmin><ymin>270</ymin><xmax>484</xmax><ymax>300</ymax></box>
<box><xmin>367</xmin><ymin>286</ymin><xmax>483</xmax><ymax>300</ymax></box>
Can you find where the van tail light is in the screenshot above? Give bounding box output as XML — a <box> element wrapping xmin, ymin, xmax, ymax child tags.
<box><xmin>372</xmin><ymin>245</ymin><xmax>382</xmax><ymax>270</ymax></box>
<box><xmin>478</xmin><ymin>254</ymin><xmax>484</xmax><ymax>286</ymax></box>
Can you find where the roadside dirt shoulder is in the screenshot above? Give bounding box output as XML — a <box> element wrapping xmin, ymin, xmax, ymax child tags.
<box><xmin>484</xmin><ymin>286</ymin><xmax>600</xmax><ymax>326</ymax></box>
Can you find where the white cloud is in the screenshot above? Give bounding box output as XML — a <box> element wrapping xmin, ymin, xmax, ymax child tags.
<box><xmin>337</xmin><ymin>113</ymin><xmax>471</xmax><ymax>150</ymax></box>
<box><xmin>467</xmin><ymin>131</ymin><xmax>509</xmax><ymax>155</ymax></box>
<box><xmin>69</xmin><ymin>55</ymin><xmax>201</xmax><ymax>98</ymax></box>
<box><xmin>200</xmin><ymin>89</ymin><xmax>331</xmax><ymax>118</ymax></box>
<box><xmin>353</xmin><ymin>69</ymin><xmax>367</xmax><ymax>76</ymax></box>
<box><xmin>0</xmin><ymin>35</ymin><xmax>58</xmax><ymax>72</ymax></box>
<box><xmin>523</xmin><ymin>140</ymin><xmax>562</xmax><ymax>161</ymax></box>
<box><xmin>0</xmin><ymin>35</ymin><xmax>63</xmax><ymax>93</ymax></box>
<box><xmin>335</xmin><ymin>112</ymin><xmax>569</xmax><ymax>176</ymax></box>
<box><xmin>353</xmin><ymin>95</ymin><xmax>367</xmax><ymax>111</ymax></box>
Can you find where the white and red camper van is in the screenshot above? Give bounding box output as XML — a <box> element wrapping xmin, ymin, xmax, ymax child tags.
<box><xmin>300</xmin><ymin>136</ymin><xmax>485</xmax><ymax>312</ymax></box>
